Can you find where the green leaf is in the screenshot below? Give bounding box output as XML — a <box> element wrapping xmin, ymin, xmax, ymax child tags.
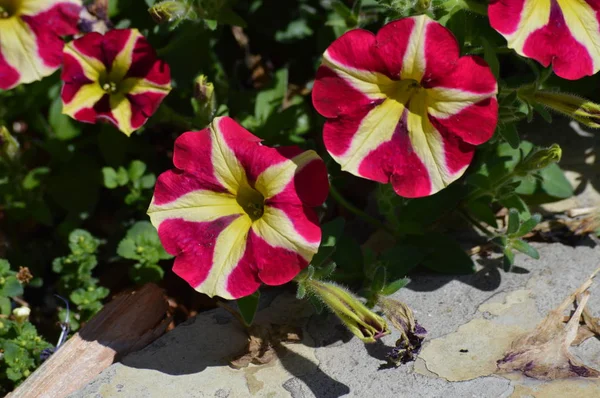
<box><xmin>296</xmin><ymin>283</ymin><xmax>307</xmax><ymax>299</ymax></box>
<box><xmin>503</xmin><ymin>247</ymin><xmax>515</xmax><ymax>271</ymax></box>
<box><xmin>539</xmin><ymin>164</ymin><xmax>574</xmax><ymax>199</ymax></box>
<box><xmin>371</xmin><ymin>266</ymin><xmax>386</xmax><ymax>293</ymax></box>
<box><xmin>381</xmin><ymin>278</ymin><xmax>410</xmax><ymax>296</ymax></box>
<box><xmin>116</xmin><ymin>167</ymin><xmax>129</xmax><ymax>186</ymax></box>
<box><xmin>332</xmin><ymin>235</ymin><xmax>363</xmax><ymax>274</ymax></box>
<box><xmin>48</xmin><ymin>97</ymin><xmax>81</xmax><ymax>140</ymax></box>
<box><xmin>515</xmin><ymin>213</ymin><xmax>542</xmax><ymax>237</ymax></box>
<box><xmin>499</xmin><ymin>194</ymin><xmax>530</xmax><ymax>218</ymax></box>
<box><xmin>480</xmin><ymin>37</ymin><xmax>499</xmax><ymax>79</ymax></box>
<box><xmin>512</xmin><ymin>239</ymin><xmax>540</xmax><ymax>259</ymax></box>
<box><xmin>237</xmin><ymin>291</ymin><xmax>260</xmax><ymax>326</ymax></box>
<box><xmin>311</xmin><ymin>218</ymin><xmax>345</xmax><ymax>267</ymax></box>
<box><xmin>532</xmin><ymin>103</ymin><xmax>552</xmax><ymax>123</ymax></box>
<box><xmin>507</xmin><ymin>208</ymin><xmax>520</xmax><ymax>234</ymax></box>
<box><xmin>497</xmin><ymin>123</ymin><xmax>520</xmax><ymax>149</ymax></box>
<box><xmin>22</xmin><ymin>167</ymin><xmax>50</xmax><ymax>190</ymax></box>
<box><xmin>0</xmin><ymin>259</ymin><xmax>10</xmax><ymax>274</ymax></box>
<box><xmin>128</xmin><ymin>160</ymin><xmax>147</xmax><ymax>181</ymax></box>
<box><xmin>117</xmin><ymin>238</ymin><xmax>137</xmax><ymax>259</ymax></box>
<box><xmin>0</xmin><ymin>296</ymin><xmax>11</xmax><ymax>315</ymax></box>
<box><xmin>255</xmin><ymin>68</ymin><xmax>288</xmax><ymax>123</ymax></box>
<box><xmin>379</xmin><ymin>243</ymin><xmax>427</xmax><ymax>279</ymax></box>
<box><xmin>1</xmin><ymin>276</ymin><xmax>23</xmax><ymax>297</ymax></box>
<box><xmin>129</xmin><ymin>263</ymin><xmax>165</xmax><ymax>284</ymax></box>
<box><xmin>139</xmin><ymin>174</ymin><xmax>156</xmax><ymax>189</ymax></box>
<box><xmin>102</xmin><ymin>167</ymin><xmax>118</xmax><ymax>189</ymax></box>
<box><xmin>467</xmin><ymin>199</ymin><xmax>498</xmax><ymax>228</ymax></box>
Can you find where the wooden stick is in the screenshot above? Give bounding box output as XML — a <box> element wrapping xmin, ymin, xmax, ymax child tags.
<box><xmin>9</xmin><ymin>283</ymin><xmax>171</xmax><ymax>398</ymax></box>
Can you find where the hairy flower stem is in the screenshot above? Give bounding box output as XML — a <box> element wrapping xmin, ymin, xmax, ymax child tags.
<box><xmin>328</xmin><ymin>184</ymin><xmax>396</xmax><ymax>237</ymax></box>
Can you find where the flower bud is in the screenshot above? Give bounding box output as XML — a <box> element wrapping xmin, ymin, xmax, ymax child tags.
<box><xmin>530</xmin><ymin>91</ymin><xmax>600</xmax><ymax>129</ymax></box>
<box><xmin>517</xmin><ymin>144</ymin><xmax>562</xmax><ymax>174</ymax></box>
<box><xmin>12</xmin><ymin>306</ymin><xmax>31</xmax><ymax>325</ymax></box>
<box><xmin>0</xmin><ymin>126</ymin><xmax>19</xmax><ymax>162</ymax></box>
<box><xmin>192</xmin><ymin>74</ymin><xmax>217</xmax><ymax>125</ymax></box>
<box><xmin>148</xmin><ymin>0</ymin><xmax>190</xmax><ymax>24</ymax></box>
<box><xmin>378</xmin><ymin>297</ymin><xmax>426</xmax><ymax>365</ymax></box>
<box><xmin>307</xmin><ymin>280</ymin><xmax>390</xmax><ymax>343</ymax></box>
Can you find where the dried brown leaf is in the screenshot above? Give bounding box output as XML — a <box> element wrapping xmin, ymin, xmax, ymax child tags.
<box><xmin>229</xmin><ymin>323</ymin><xmax>302</xmax><ymax>369</ymax></box>
<box><xmin>497</xmin><ymin>268</ymin><xmax>600</xmax><ymax>380</ymax></box>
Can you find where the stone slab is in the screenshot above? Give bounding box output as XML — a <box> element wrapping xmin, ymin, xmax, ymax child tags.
<box><xmin>71</xmin><ymin>241</ymin><xmax>600</xmax><ymax>398</ymax></box>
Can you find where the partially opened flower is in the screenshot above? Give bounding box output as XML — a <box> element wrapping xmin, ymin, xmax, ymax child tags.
<box><xmin>147</xmin><ymin>116</ymin><xmax>329</xmax><ymax>299</ymax></box>
<box><xmin>60</xmin><ymin>29</ymin><xmax>171</xmax><ymax>136</ymax></box>
<box><xmin>0</xmin><ymin>0</ymin><xmax>81</xmax><ymax>90</ymax></box>
<box><xmin>313</xmin><ymin>15</ymin><xmax>498</xmax><ymax>198</ymax></box>
<box><xmin>489</xmin><ymin>0</ymin><xmax>600</xmax><ymax>80</ymax></box>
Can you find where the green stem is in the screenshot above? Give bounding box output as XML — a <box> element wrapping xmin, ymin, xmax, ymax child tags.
<box><xmin>329</xmin><ymin>184</ymin><xmax>396</xmax><ymax>236</ymax></box>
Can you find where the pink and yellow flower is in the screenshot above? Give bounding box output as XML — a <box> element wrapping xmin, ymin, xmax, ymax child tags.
<box><xmin>312</xmin><ymin>15</ymin><xmax>498</xmax><ymax>198</ymax></box>
<box><xmin>0</xmin><ymin>0</ymin><xmax>81</xmax><ymax>90</ymax></box>
<box><xmin>147</xmin><ymin>116</ymin><xmax>329</xmax><ymax>300</ymax></box>
<box><xmin>489</xmin><ymin>0</ymin><xmax>600</xmax><ymax>80</ymax></box>
<box><xmin>60</xmin><ymin>29</ymin><xmax>171</xmax><ymax>136</ymax></box>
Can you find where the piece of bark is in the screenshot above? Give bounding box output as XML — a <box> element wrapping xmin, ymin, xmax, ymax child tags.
<box><xmin>9</xmin><ymin>283</ymin><xmax>170</xmax><ymax>398</ymax></box>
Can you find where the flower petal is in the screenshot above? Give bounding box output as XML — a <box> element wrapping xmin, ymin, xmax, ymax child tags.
<box><xmin>255</xmin><ymin>149</ymin><xmax>329</xmax><ymax>207</ymax></box>
<box><xmin>0</xmin><ymin>1</ymin><xmax>81</xmax><ymax>90</ymax></box>
<box><xmin>251</xmin><ymin>204</ymin><xmax>320</xmax><ymax>285</ymax></box>
<box><xmin>489</xmin><ymin>0</ymin><xmax>600</xmax><ymax>80</ymax></box>
<box><xmin>158</xmin><ymin>215</ymin><xmax>254</xmax><ymax>300</ymax></box>
<box><xmin>61</xmin><ymin>84</ymin><xmax>105</xmax><ymax>121</ymax></box>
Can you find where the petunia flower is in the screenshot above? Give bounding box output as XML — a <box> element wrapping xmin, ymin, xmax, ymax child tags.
<box><xmin>489</xmin><ymin>0</ymin><xmax>600</xmax><ymax>80</ymax></box>
<box><xmin>60</xmin><ymin>29</ymin><xmax>171</xmax><ymax>136</ymax></box>
<box><xmin>312</xmin><ymin>15</ymin><xmax>498</xmax><ymax>198</ymax></box>
<box><xmin>147</xmin><ymin>116</ymin><xmax>329</xmax><ymax>300</ymax></box>
<box><xmin>0</xmin><ymin>0</ymin><xmax>81</xmax><ymax>90</ymax></box>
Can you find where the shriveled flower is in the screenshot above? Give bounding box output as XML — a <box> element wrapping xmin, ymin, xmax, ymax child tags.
<box><xmin>312</xmin><ymin>15</ymin><xmax>498</xmax><ymax>198</ymax></box>
<box><xmin>60</xmin><ymin>29</ymin><xmax>172</xmax><ymax>136</ymax></box>
<box><xmin>0</xmin><ymin>0</ymin><xmax>81</xmax><ymax>90</ymax></box>
<box><xmin>489</xmin><ymin>0</ymin><xmax>600</xmax><ymax>80</ymax></box>
<box><xmin>147</xmin><ymin>116</ymin><xmax>329</xmax><ymax>300</ymax></box>
<box><xmin>378</xmin><ymin>297</ymin><xmax>426</xmax><ymax>365</ymax></box>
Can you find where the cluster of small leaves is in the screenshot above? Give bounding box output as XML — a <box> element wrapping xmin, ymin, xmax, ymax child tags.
<box><xmin>52</xmin><ymin>230</ymin><xmax>109</xmax><ymax>330</ymax></box>
<box><xmin>102</xmin><ymin>160</ymin><xmax>156</xmax><ymax>206</ymax></box>
<box><xmin>117</xmin><ymin>221</ymin><xmax>173</xmax><ymax>284</ymax></box>
<box><xmin>0</xmin><ymin>260</ymin><xmax>24</xmax><ymax>316</ymax></box>
<box><xmin>148</xmin><ymin>0</ymin><xmax>246</xmax><ymax>30</ymax></box>
<box><xmin>494</xmin><ymin>210</ymin><xmax>541</xmax><ymax>270</ymax></box>
<box><xmin>0</xmin><ymin>260</ymin><xmax>50</xmax><ymax>392</ymax></box>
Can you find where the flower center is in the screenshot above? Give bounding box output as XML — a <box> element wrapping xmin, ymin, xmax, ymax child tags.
<box><xmin>102</xmin><ymin>81</ymin><xmax>118</xmax><ymax>93</ymax></box>
<box><xmin>236</xmin><ymin>185</ymin><xmax>265</xmax><ymax>221</ymax></box>
<box><xmin>383</xmin><ymin>78</ymin><xmax>424</xmax><ymax>105</ymax></box>
<box><xmin>0</xmin><ymin>0</ymin><xmax>16</xmax><ymax>18</ymax></box>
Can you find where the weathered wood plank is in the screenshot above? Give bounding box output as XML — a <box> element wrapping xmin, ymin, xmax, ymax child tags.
<box><xmin>9</xmin><ymin>283</ymin><xmax>170</xmax><ymax>398</ymax></box>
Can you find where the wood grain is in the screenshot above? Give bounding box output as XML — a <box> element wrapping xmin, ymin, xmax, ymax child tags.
<box><xmin>10</xmin><ymin>283</ymin><xmax>170</xmax><ymax>398</ymax></box>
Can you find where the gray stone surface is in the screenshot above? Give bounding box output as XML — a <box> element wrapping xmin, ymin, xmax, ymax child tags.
<box><xmin>71</xmin><ymin>242</ymin><xmax>600</xmax><ymax>398</ymax></box>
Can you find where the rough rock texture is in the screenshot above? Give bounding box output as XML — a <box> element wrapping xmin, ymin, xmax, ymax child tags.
<box><xmin>71</xmin><ymin>241</ymin><xmax>600</xmax><ymax>398</ymax></box>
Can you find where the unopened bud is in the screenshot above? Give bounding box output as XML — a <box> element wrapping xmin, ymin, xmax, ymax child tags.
<box><xmin>517</xmin><ymin>144</ymin><xmax>562</xmax><ymax>174</ymax></box>
<box><xmin>531</xmin><ymin>91</ymin><xmax>600</xmax><ymax>129</ymax></box>
<box><xmin>12</xmin><ymin>306</ymin><xmax>31</xmax><ymax>325</ymax></box>
<box><xmin>192</xmin><ymin>74</ymin><xmax>217</xmax><ymax>125</ymax></box>
<box><xmin>307</xmin><ymin>280</ymin><xmax>390</xmax><ymax>343</ymax></box>
<box><xmin>149</xmin><ymin>0</ymin><xmax>190</xmax><ymax>24</ymax></box>
<box><xmin>0</xmin><ymin>126</ymin><xmax>19</xmax><ymax>162</ymax></box>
